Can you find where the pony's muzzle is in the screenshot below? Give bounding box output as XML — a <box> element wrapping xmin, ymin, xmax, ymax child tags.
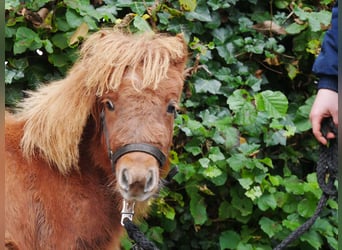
<box><xmin>116</xmin><ymin>152</ymin><xmax>159</xmax><ymax>202</ymax></box>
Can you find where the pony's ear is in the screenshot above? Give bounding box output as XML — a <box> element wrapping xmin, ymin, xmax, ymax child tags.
<box><xmin>78</xmin><ymin>29</ymin><xmax>110</xmax><ymax>60</ymax></box>
<box><xmin>173</xmin><ymin>33</ymin><xmax>188</xmax><ymax>70</ymax></box>
<box><xmin>20</xmin><ymin>76</ymin><xmax>96</xmax><ymax>175</ymax></box>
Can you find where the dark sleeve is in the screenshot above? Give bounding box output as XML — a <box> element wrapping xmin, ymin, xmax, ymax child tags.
<box><xmin>312</xmin><ymin>2</ymin><xmax>338</xmax><ymax>92</ymax></box>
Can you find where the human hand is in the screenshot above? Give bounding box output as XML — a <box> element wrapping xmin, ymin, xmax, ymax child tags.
<box><xmin>309</xmin><ymin>89</ymin><xmax>338</xmax><ymax>145</ymax></box>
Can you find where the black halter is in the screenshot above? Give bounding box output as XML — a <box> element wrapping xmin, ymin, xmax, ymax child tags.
<box><xmin>100</xmin><ymin>109</ymin><xmax>167</xmax><ymax>173</ymax></box>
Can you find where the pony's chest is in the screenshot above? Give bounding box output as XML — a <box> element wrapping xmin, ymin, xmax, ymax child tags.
<box><xmin>32</xmin><ymin>168</ymin><xmax>122</xmax><ymax>248</ymax></box>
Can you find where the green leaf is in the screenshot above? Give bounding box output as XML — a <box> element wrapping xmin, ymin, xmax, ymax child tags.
<box><xmin>285</xmin><ymin>22</ymin><xmax>307</xmax><ymax>34</ymax></box>
<box><xmin>202</xmin><ymin>165</ymin><xmax>222</xmax><ymax>178</ymax></box>
<box><xmin>185</xmin><ymin>5</ymin><xmax>212</xmax><ymax>22</ymax></box>
<box><xmin>294</xmin><ymin>95</ymin><xmax>315</xmax><ymax>132</ymax></box>
<box><xmin>14</xmin><ymin>27</ymin><xmax>42</xmax><ymax>54</ymax></box>
<box><xmin>231</xmin><ymin>189</ymin><xmax>254</xmax><ymax>217</ymax></box>
<box><xmin>257</xmin><ymin>194</ymin><xmax>277</xmax><ymax>211</ymax></box>
<box><xmin>275</xmin><ymin>0</ymin><xmax>290</xmax><ymax>9</ymax></box>
<box><xmin>255</xmin><ymin>90</ymin><xmax>288</xmax><ymax>118</ymax></box>
<box><xmin>194</xmin><ymin>78</ymin><xmax>221</xmax><ymax>94</ymax></box>
<box><xmin>147</xmin><ymin>226</ymin><xmax>164</xmax><ymax>244</ymax></box>
<box><xmin>300</xmin><ymin>231</ymin><xmax>323</xmax><ymax>249</ymax></box>
<box><xmin>238</xmin><ymin>177</ymin><xmax>253</xmax><ymax>190</ymax></box>
<box><xmin>307</xmin><ymin>10</ymin><xmax>331</xmax><ymax>32</ymax></box>
<box><xmin>199</xmin><ymin>157</ymin><xmax>210</xmax><ymax>168</ymax></box>
<box><xmin>48</xmin><ymin>53</ymin><xmax>70</xmax><ymax>67</ymax></box>
<box><xmin>286</xmin><ymin>63</ymin><xmax>299</xmax><ymax>80</ymax></box>
<box><xmin>189</xmin><ymin>192</ymin><xmax>207</xmax><ymax>225</ymax></box>
<box><xmin>66</xmin><ymin>8</ymin><xmax>84</xmax><ymax>28</ymax></box>
<box><xmin>227</xmin><ymin>89</ymin><xmax>257</xmax><ymax>125</ymax></box>
<box><xmin>208</xmin><ymin>147</ymin><xmax>225</xmax><ymax>162</ymax></box>
<box><xmin>245</xmin><ymin>186</ymin><xmax>262</xmax><ymax>201</ymax></box>
<box><xmin>227</xmin><ymin>154</ymin><xmax>248</xmax><ymax>172</ymax></box>
<box><xmin>133</xmin><ymin>15</ymin><xmax>152</xmax><ymax>32</ymax></box>
<box><xmin>43</xmin><ymin>40</ymin><xmax>54</xmax><ymax>54</ymax></box>
<box><xmin>220</xmin><ymin>230</ymin><xmax>240</xmax><ymax>249</ymax></box>
<box><xmin>179</xmin><ymin>0</ymin><xmax>197</xmax><ymax>11</ymax></box>
<box><xmin>297</xmin><ymin>197</ymin><xmax>317</xmax><ymax>217</ymax></box>
<box><xmin>159</xmin><ymin>201</ymin><xmax>176</xmax><ymax>220</ymax></box>
<box><xmin>259</xmin><ymin>217</ymin><xmax>282</xmax><ymax>237</ymax></box>
<box><xmin>51</xmin><ymin>33</ymin><xmax>70</xmax><ymax>50</ymax></box>
<box><xmin>5</xmin><ymin>0</ymin><xmax>20</xmax><ymax>9</ymax></box>
<box><xmin>212</xmin><ymin>27</ymin><xmax>233</xmax><ymax>45</ymax></box>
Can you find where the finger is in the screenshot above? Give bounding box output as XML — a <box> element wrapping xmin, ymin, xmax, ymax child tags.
<box><xmin>311</xmin><ymin>118</ymin><xmax>328</xmax><ymax>145</ymax></box>
<box><xmin>332</xmin><ymin>114</ymin><xmax>338</xmax><ymax>127</ymax></box>
<box><xmin>315</xmin><ymin>133</ymin><xmax>328</xmax><ymax>145</ymax></box>
<box><xmin>326</xmin><ymin>132</ymin><xmax>336</xmax><ymax>139</ymax></box>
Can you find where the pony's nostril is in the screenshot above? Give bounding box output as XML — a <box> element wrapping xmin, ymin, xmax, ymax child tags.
<box><xmin>120</xmin><ymin>169</ymin><xmax>130</xmax><ymax>191</ymax></box>
<box><xmin>144</xmin><ymin>170</ymin><xmax>155</xmax><ymax>193</ymax></box>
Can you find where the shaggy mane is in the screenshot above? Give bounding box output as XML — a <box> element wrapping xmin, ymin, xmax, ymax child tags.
<box><xmin>15</xmin><ymin>30</ymin><xmax>187</xmax><ymax>175</ymax></box>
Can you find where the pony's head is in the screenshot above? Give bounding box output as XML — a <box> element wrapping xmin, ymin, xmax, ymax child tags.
<box><xmin>18</xmin><ymin>30</ymin><xmax>188</xmax><ymax>202</ymax></box>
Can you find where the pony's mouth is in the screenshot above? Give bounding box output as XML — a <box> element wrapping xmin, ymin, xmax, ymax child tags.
<box><xmin>119</xmin><ymin>188</ymin><xmax>155</xmax><ymax>202</ymax></box>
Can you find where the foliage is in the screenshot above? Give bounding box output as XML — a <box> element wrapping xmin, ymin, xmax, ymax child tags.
<box><xmin>5</xmin><ymin>0</ymin><xmax>337</xmax><ymax>249</ymax></box>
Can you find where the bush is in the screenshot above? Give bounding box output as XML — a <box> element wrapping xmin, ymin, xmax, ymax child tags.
<box><xmin>5</xmin><ymin>0</ymin><xmax>337</xmax><ymax>249</ymax></box>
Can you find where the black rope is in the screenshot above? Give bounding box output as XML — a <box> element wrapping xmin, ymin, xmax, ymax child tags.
<box><xmin>273</xmin><ymin>118</ymin><xmax>337</xmax><ymax>250</ymax></box>
<box><xmin>123</xmin><ymin>218</ymin><xmax>159</xmax><ymax>250</ymax></box>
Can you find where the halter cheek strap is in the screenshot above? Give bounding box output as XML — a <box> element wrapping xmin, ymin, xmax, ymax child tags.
<box><xmin>100</xmin><ymin>109</ymin><xmax>167</xmax><ymax>173</ymax></box>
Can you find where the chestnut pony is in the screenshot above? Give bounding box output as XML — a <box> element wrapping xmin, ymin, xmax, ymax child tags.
<box><xmin>5</xmin><ymin>30</ymin><xmax>187</xmax><ymax>249</ymax></box>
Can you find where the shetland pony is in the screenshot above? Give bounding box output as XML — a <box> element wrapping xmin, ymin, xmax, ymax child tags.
<box><xmin>5</xmin><ymin>30</ymin><xmax>187</xmax><ymax>249</ymax></box>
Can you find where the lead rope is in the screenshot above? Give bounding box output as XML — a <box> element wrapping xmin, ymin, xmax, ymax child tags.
<box><xmin>273</xmin><ymin>118</ymin><xmax>337</xmax><ymax>250</ymax></box>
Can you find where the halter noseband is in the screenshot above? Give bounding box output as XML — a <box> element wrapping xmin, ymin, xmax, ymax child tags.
<box><xmin>100</xmin><ymin>109</ymin><xmax>167</xmax><ymax>173</ymax></box>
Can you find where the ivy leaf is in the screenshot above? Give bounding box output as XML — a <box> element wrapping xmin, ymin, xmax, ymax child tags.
<box><xmin>208</xmin><ymin>146</ymin><xmax>225</xmax><ymax>162</ymax></box>
<box><xmin>245</xmin><ymin>186</ymin><xmax>262</xmax><ymax>201</ymax></box>
<box><xmin>307</xmin><ymin>10</ymin><xmax>331</xmax><ymax>32</ymax></box>
<box><xmin>185</xmin><ymin>5</ymin><xmax>212</xmax><ymax>22</ymax></box>
<box><xmin>300</xmin><ymin>231</ymin><xmax>323</xmax><ymax>249</ymax></box>
<box><xmin>212</xmin><ymin>27</ymin><xmax>232</xmax><ymax>45</ymax></box>
<box><xmin>238</xmin><ymin>177</ymin><xmax>253</xmax><ymax>190</ymax></box>
<box><xmin>133</xmin><ymin>15</ymin><xmax>152</xmax><ymax>32</ymax></box>
<box><xmin>219</xmin><ymin>230</ymin><xmax>240</xmax><ymax>249</ymax></box>
<box><xmin>48</xmin><ymin>53</ymin><xmax>70</xmax><ymax>67</ymax></box>
<box><xmin>297</xmin><ymin>197</ymin><xmax>317</xmax><ymax>217</ymax></box>
<box><xmin>189</xmin><ymin>191</ymin><xmax>208</xmax><ymax>225</ymax></box>
<box><xmin>194</xmin><ymin>78</ymin><xmax>221</xmax><ymax>94</ymax></box>
<box><xmin>43</xmin><ymin>40</ymin><xmax>53</xmax><ymax>54</ymax></box>
<box><xmin>202</xmin><ymin>165</ymin><xmax>222</xmax><ymax>178</ymax></box>
<box><xmin>65</xmin><ymin>8</ymin><xmax>84</xmax><ymax>28</ymax></box>
<box><xmin>227</xmin><ymin>89</ymin><xmax>257</xmax><ymax>125</ymax></box>
<box><xmin>257</xmin><ymin>194</ymin><xmax>277</xmax><ymax>211</ymax></box>
<box><xmin>293</xmin><ymin>95</ymin><xmax>315</xmax><ymax>132</ymax></box>
<box><xmin>147</xmin><ymin>226</ymin><xmax>164</xmax><ymax>244</ymax></box>
<box><xmin>14</xmin><ymin>27</ymin><xmax>42</xmax><ymax>54</ymax></box>
<box><xmin>255</xmin><ymin>90</ymin><xmax>288</xmax><ymax>118</ymax></box>
<box><xmin>51</xmin><ymin>33</ymin><xmax>70</xmax><ymax>50</ymax></box>
<box><xmin>259</xmin><ymin>217</ymin><xmax>282</xmax><ymax>237</ymax></box>
<box><xmin>285</xmin><ymin>23</ymin><xmax>307</xmax><ymax>34</ymax></box>
<box><xmin>179</xmin><ymin>0</ymin><xmax>197</xmax><ymax>11</ymax></box>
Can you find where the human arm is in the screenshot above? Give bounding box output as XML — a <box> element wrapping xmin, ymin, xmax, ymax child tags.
<box><xmin>309</xmin><ymin>2</ymin><xmax>338</xmax><ymax>145</ymax></box>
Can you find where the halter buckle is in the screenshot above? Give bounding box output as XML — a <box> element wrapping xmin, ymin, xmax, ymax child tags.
<box><xmin>121</xmin><ymin>199</ymin><xmax>136</xmax><ymax>226</ymax></box>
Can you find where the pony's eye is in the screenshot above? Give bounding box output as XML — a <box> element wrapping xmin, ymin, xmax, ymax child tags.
<box><xmin>167</xmin><ymin>103</ymin><xmax>177</xmax><ymax>118</ymax></box>
<box><xmin>105</xmin><ymin>100</ymin><xmax>115</xmax><ymax>111</ymax></box>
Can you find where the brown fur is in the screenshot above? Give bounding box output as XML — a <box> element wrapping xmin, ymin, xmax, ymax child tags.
<box><xmin>5</xmin><ymin>30</ymin><xmax>187</xmax><ymax>249</ymax></box>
